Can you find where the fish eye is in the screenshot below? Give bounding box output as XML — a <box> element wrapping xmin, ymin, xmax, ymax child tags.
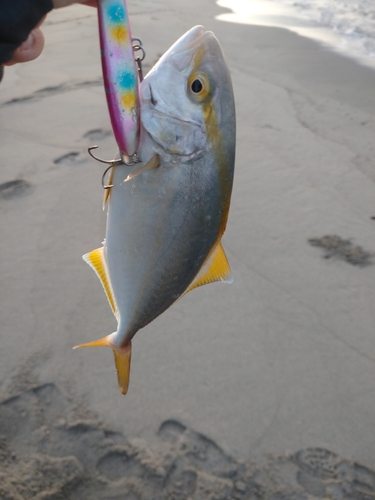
<box><xmin>191</xmin><ymin>79</ymin><xmax>203</xmax><ymax>93</ymax></box>
<box><xmin>188</xmin><ymin>72</ymin><xmax>211</xmax><ymax>102</ymax></box>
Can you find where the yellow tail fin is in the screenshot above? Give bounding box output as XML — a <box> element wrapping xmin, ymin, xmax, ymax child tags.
<box><xmin>112</xmin><ymin>343</ymin><xmax>132</xmax><ymax>395</ymax></box>
<box><xmin>73</xmin><ymin>335</ymin><xmax>111</xmax><ymax>349</ymax></box>
<box><xmin>74</xmin><ymin>336</ymin><xmax>132</xmax><ymax>396</ymax></box>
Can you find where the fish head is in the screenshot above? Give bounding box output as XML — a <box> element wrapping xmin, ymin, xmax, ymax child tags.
<box><xmin>140</xmin><ymin>25</ymin><xmax>236</xmax><ymax>160</ymax></box>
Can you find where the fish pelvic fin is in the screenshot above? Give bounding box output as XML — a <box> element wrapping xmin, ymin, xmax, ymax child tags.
<box><xmin>74</xmin><ymin>337</ymin><xmax>132</xmax><ymax>396</ymax></box>
<box><xmin>183</xmin><ymin>240</ymin><xmax>232</xmax><ymax>296</ymax></box>
<box><xmin>83</xmin><ymin>247</ymin><xmax>118</xmax><ymax>319</ymax></box>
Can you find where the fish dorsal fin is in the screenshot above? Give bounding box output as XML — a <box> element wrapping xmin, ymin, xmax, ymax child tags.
<box><xmin>83</xmin><ymin>247</ymin><xmax>118</xmax><ymax>319</ymax></box>
<box><xmin>183</xmin><ymin>241</ymin><xmax>233</xmax><ymax>296</ymax></box>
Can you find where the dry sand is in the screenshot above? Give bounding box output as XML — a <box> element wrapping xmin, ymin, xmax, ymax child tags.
<box><xmin>1</xmin><ymin>0</ymin><xmax>375</xmax><ymax>498</ymax></box>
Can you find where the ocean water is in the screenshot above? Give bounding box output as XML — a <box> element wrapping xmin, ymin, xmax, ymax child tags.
<box><xmin>216</xmin><ymin>0</ymin><xmax>375</xmax><ymax>68</ymax></box>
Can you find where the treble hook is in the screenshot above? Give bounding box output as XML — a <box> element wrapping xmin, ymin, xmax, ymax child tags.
<box><xmin>101</xmin><ymin>164</ymin><xmax>114</xmax><ymax>189</ymax></box>
<box><xmin>88</xmin><ymin>146</ymin><xmax>123</xmax><ymax>166</ymax></box>
<box><xmin>88</xmin><ymin>146</ymin><xmax>122</xmax><ymax>189</ymax></box>
<box><xmin>88</xmin><ymin>146</ymin><xmax>142</xmax><ymax>189</ymax></box>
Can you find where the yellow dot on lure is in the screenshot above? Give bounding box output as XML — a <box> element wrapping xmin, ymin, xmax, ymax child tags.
<box><xmin>110</xmin><ymin>25</ymin><xmax>128</xmax><ymax>43</ymax></box>
<box><xmin>121</xmin><ymin>91</ymin><xmax>136</xmax><ymax>110</ymax></box>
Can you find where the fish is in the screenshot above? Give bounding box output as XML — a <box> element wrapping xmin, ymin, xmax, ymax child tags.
<box><xmin>97</xmin><ymin>0</ymin><xmax>139</xmax><ymax>158</ymax></box>
<box><xmin>75</xmin><ymin>25</ymin><xmax>236</xmax><ymax>395</ymax></box>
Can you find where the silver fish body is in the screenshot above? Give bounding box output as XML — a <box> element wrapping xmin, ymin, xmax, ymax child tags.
<box><xmin>77</xmin><ymin>26</ymin><xmax>236</xmax><ymax>394</ymax></box>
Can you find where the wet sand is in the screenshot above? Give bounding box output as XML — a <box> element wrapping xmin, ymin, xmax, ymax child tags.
<box><xmin>1</xmin><ymin>0</ymin><xmax>375</xmax><ymax>497</ymax></box>
<box><xmin>2</xmin><ymin>382</ymin><xmax>375</xmax><ymax>499</ymax></box>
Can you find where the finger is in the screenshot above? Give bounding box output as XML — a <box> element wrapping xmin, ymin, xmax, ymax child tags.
<box><xmin>53</xmin><ymin>0</ymin><xmax>97</xmax><ymax>7</ymax></box>
<box><xmin>4</xmin><ymin>27</ymin><xmax>45</xmax><ymax>66</ymax></box>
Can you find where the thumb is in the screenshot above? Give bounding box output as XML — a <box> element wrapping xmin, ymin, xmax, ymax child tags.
<box><xmin>4</xmin><ymin>27</ymin><xmax>45</xmax><ymax>66</ymax></box>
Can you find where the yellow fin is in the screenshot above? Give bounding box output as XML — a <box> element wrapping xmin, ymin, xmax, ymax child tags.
<box><xmin>73</xmin><ymin>336</ymin><xmax>131</xmax><ymax>396</ymax></box>
<box><xmin>183</xmin><ymin>241</ymin><xmax>232</xmax><ymax>296</ymax></box>
<box><xmin>102</xmin><ymin>165</ymin><xmax>115</xmax><ymax>210</ymax></box>
<box><xmin>73</xmin><ymin>335</ymin><xmax>111</xmax><ymax>349</ymax></box>
<box><xmin>113</xmin><ymin>342</ymin><xmax>132</xmax><ymax>395</ymax></box>
<box><xmin>83</xmin><ymin>248</ymin><xmax>118</xmax><ymax>318</ymax></box>
<box><xmin>124</xmin><ymin>154</ymin><xmax>160</xmax><ymax>182</ymax></box>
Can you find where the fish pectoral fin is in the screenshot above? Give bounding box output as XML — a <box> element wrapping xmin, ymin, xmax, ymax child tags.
<box><xmin>183</xmin><ymin>240</ymin><xmax>233</xmax><ymax>296</ymax></box>
<box><xmin>74</xmin><ymin>336</ymin><xmax>132</xmax><ymax>396</ymax></box>
<box><xmin>124</xmin><ymin>154</ymin><xmax>160</xmax><ymax>182</ymax></box>
<box><xmin>112</xmin><ymin>342</ymin><xmax>132</xmax><ymax>396</ymax></box>
<box><xmin>82</xmin><ymin>247</ymin><xmax>118</xmax><ymax>319</ymax></box>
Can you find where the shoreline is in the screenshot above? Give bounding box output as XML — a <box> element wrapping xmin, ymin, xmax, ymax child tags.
<box><xmin>216</xmin><ymin>0</ymin><xmax>375</xmax><ymax>72</ymax></box>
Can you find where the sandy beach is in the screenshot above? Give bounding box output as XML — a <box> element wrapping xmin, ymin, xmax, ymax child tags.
<box><xmin>1</xmin><ymin>0</ymin><xmax>375</xmax><ymax>497</ymax></box>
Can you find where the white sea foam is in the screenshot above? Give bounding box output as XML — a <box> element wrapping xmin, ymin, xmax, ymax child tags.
<box><xmin>216</xmin><ymin>0</ymin><xmax>375</xmax><ymax>68</ymax></box>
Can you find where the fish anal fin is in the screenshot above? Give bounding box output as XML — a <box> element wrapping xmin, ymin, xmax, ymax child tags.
<box><xmin>183</xmin><ymin>241</ymin><xmax>232</xmax><ymax>296</ymax></box>
<box><xmin>113</xmin><ymin>342</ymin><xmax>132</xmax><ymax>395</ymax></box>
<box><xmin>83</xmin><ymin>247</ymin><xmax>118</xmax><ymax>318</ymax></box>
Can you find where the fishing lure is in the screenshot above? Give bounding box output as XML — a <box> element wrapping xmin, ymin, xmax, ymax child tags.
<box><xmin>98</xmin><ymin>0</ymin><xmax>140</xmax><ymax>160</ymax></box>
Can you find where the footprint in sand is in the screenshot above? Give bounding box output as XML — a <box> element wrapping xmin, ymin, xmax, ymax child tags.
<box><xmin>83</xmin><ymin>128</ymin><xmax>112</xmax><ymax>142</ymax></box>
<box><xmin>1</xmin><ymin>384</ymin><xmax>375</xmax><ymax>499</ymax></box>
<box><xmin>0</xmin><ymin>179</ymin><xmax>32</xmax><ymax>199</ymax></box>
<box><xmin>308</xmin><ymin>235</ymin><xmax>374</xmax><ymax>267</ymax></box>
<box><xmin>53</xmin><ymin>129</ymin><xmax>113</xmax><ymax>167</ymax></box>
<box><xmin>53</xmin><ymin>151</ymin><xmax>83</xmax><ymax>165</ymax></box>
<box><xmin>294</xmin><ymin>448</ymin><xmax>375</xmax><ymax>500</ymax></box>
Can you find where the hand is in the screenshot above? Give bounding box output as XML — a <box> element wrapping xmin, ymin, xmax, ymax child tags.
<box><xmin>53</xmin><ymin>1</ymin><xmax>97</xmax><ymax>7</ymax></box>
<box><xmin>4</xmin><ymin>1</ymin><xmax>97</xmax><ymax>66</ymax></box>
<box><xmin>4</xmin><ymin>17</ymin><xmax>46</xmax><ymax>66</ymax></box>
